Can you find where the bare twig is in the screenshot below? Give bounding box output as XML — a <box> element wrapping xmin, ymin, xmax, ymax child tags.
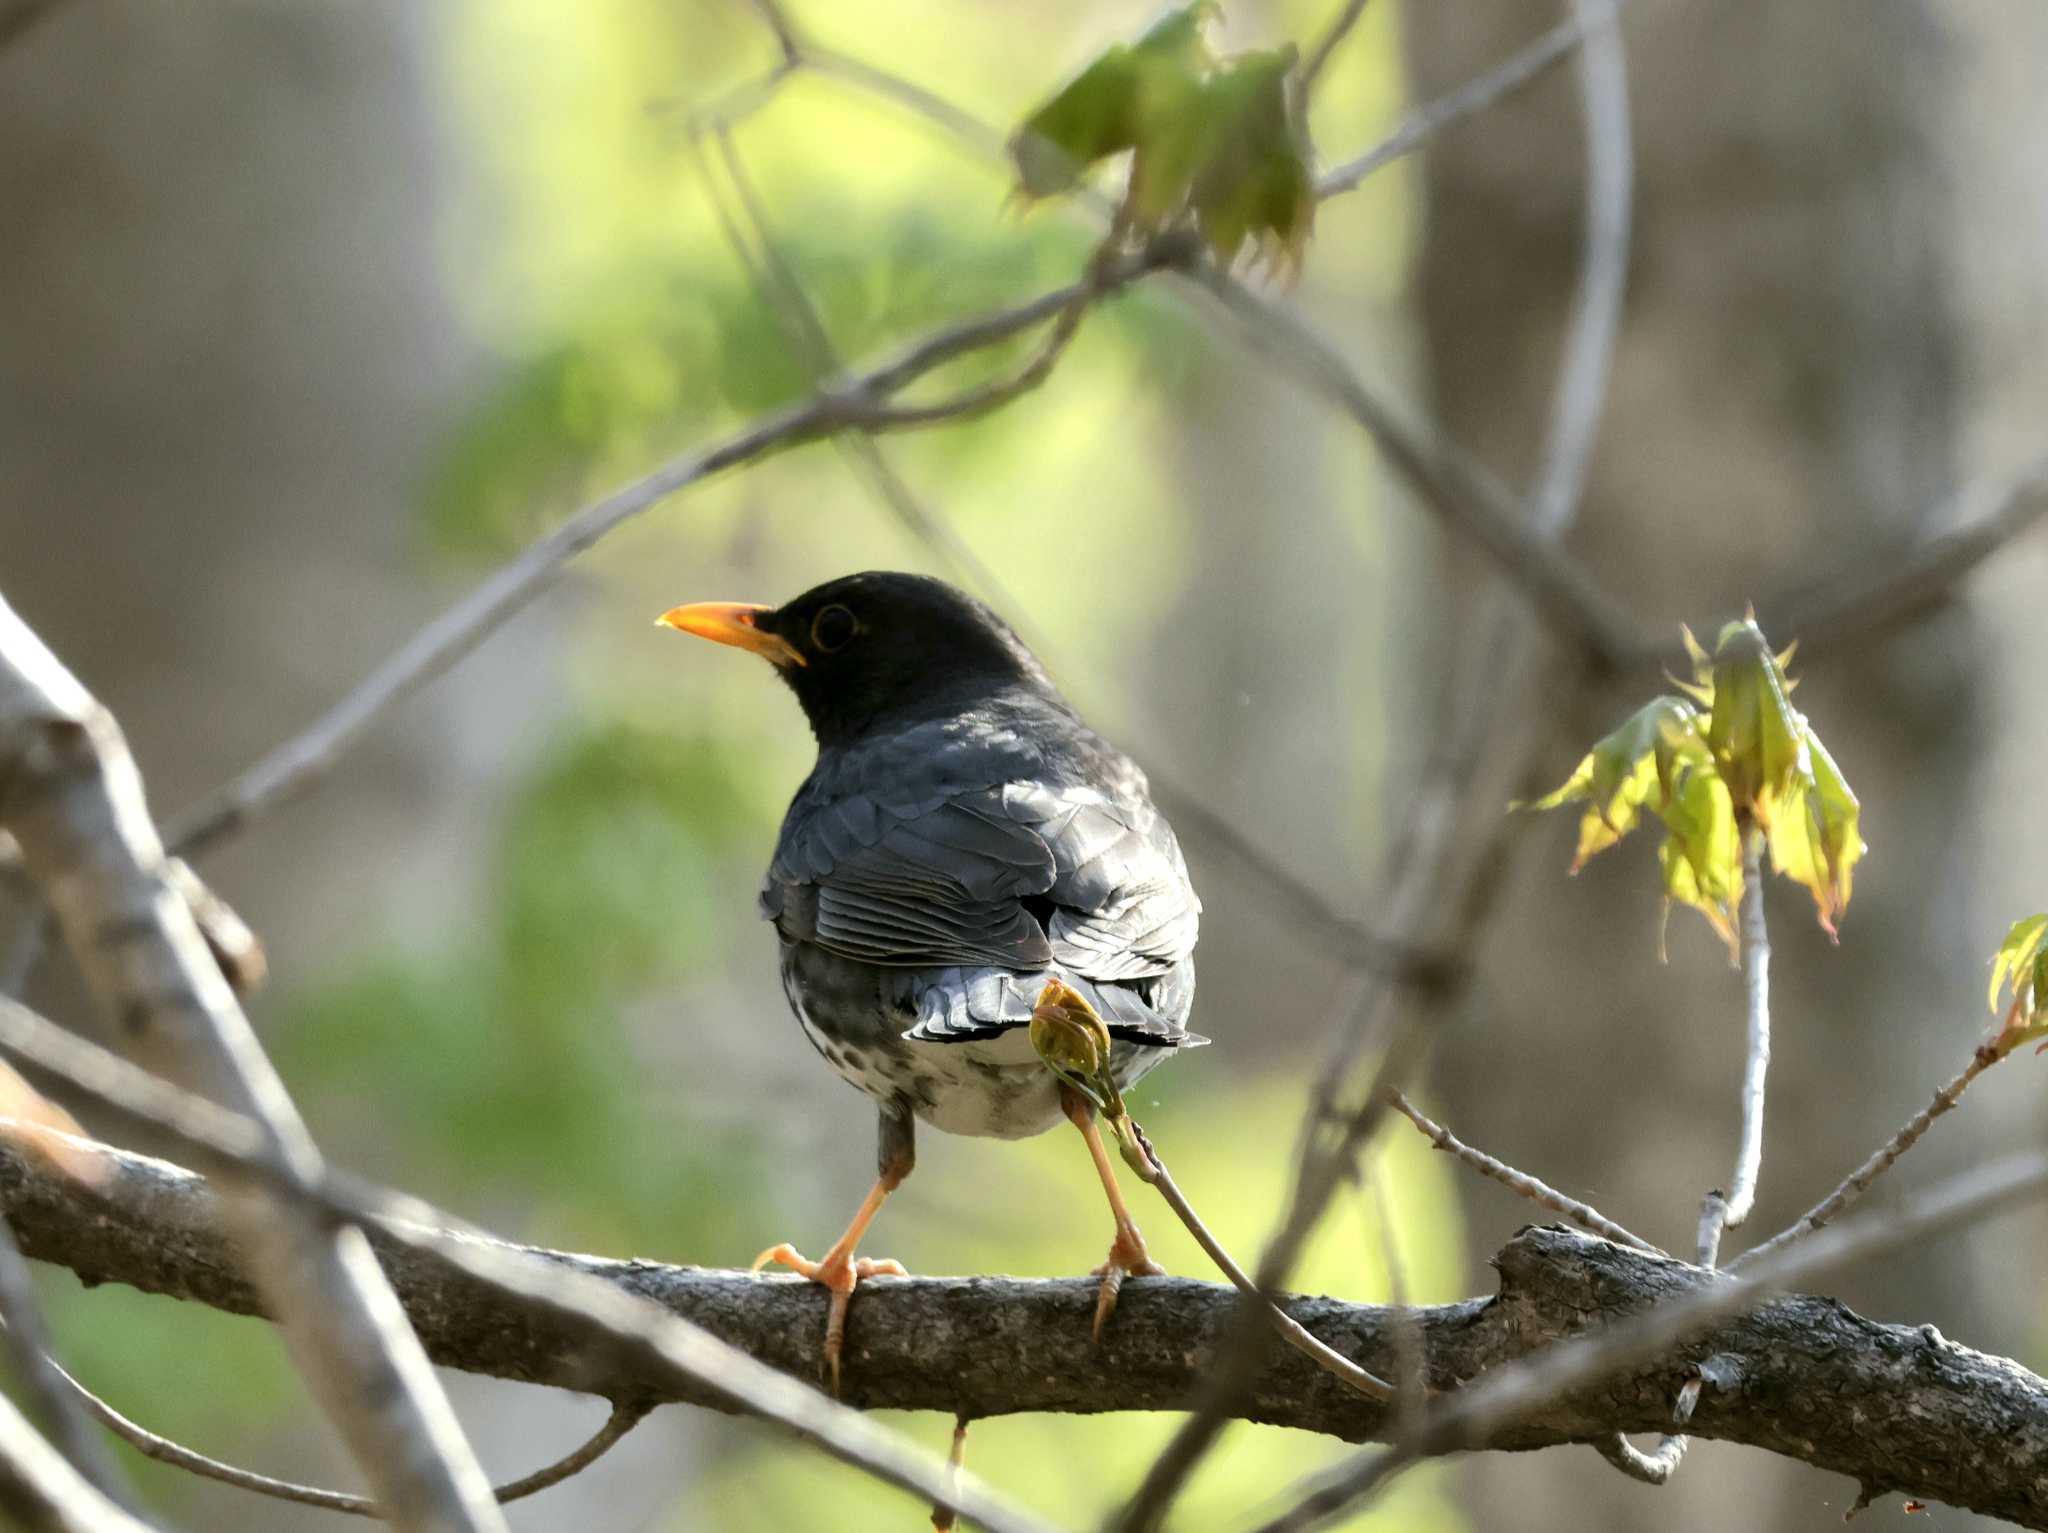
<box><xmin>159</xmin><ymin>244</ymin><xmax>1182</xmax><ymax>862</ymax></box>
<box><xmin>47</xmin><ymin>1373</ymin><xmax>648</xmax><ymax>1517</ymax></box>
<box><xmin>1653</xmin><ymin>819</ymin><xmax>1771</xmax><ymax>1481</ymax></box>
<box><xmin>0</xmin><ymin>992</ymin><xmax>1066</xmax><ymax>1533</ymax></box>
<box><xmin>0</xmin><ymin>1391</ymin><xmax>161</xmax><ymax>1533</ymax></box>
<box><xmin>1774</xmin><ymin>452</ymin><xmax>2048</xmax><ymax>654</ymax></box>
<box><xmin>1299</xmin><ymin>0</ymin><xmax>1372</xmax><ymax>95</ymax></box>
<box><xmin>1388</xmin><ymin>1090</ymin><xmax>1662</xmax><ymax>1255</ymax></box>
<box><xmin>0</xmin><ymin>594</ymin><xmax>505</xmax><ymax>1533</ymax></box>
<box><xmin>1251</xmin><ymin>1148</ymin><xmax>2048</xmax><ymax>1533</ymax></box>
<box><xmin>1698</xmin><ymin>826</ymin><xmax>1772</xmax><ymax>1267</ymax></box>
<box><xmin>0</xmin><ymin>1220</ymin><xmax>132</xmax><ymax>1505</ymax></box>
<box><xmin>1737</xmin><ymin>1044</ymin><xmax>2004</xmax><ymax>1269</ymax></box>
<box><xmin>1127</xmin><ymin>1122</ymin><xmax>1395</xmax><ymax>1402</ymax></box>
<box><xmin>1314</xmin><ymin>1</ymin><xmax>1638</xmax><ymax>199</ymax></box>
<box><xmin>1116</xmin><ymin>5</ymin><xmax>1637</xmax><ymax>1521</ymax></box>
<box><xmin>744</xmin><ymin>0</ymin><xmax>801</xmax><ymax>66</ymax></box>
<box><xmin>1178</xmin><ymin>270</ymin><xmax>1636</xmax><ymax>668</ymax></box>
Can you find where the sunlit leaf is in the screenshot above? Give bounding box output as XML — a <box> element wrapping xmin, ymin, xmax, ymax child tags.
<box><xmin>1990</xmin><ymin>916</ymin><xmax>2039</xmax><ymax>1023</ymax></box>
<box><xmin>1522</xmin><ymin>694</ymin><xmax>1706</xmax><ymax>871</ymax></box>
<box><xmin>1766</xmin><ymin>728</ymin><xmax>1865</xmax><ymax>939</ymax></box>
<box><xmin>1010</xmin><ymin>4</ymin><xmax>1217</xmax><ymax>198</ymax></box>
<box><xmin>1702</xmin><ymin>618</ymin><xmax>1809</xmax><ymax>828</ymax></box>
<box><xmin>1529</xmin><ymin>618</ymin><xmax>1862</xmax><ymax>952</ymax></box>
<box><xmin>1010</xmin><ymin>4</ymin><xmax>1317</xmax><ymax>276</ymax></box>
<box><xmin>1187</xmin><ymin>47</ymin><xmax>1315</xmax><ymax>275</ymax></box>
<box><xmin>1656</xmin><ymin>760</ymin><xmax>1741</xmax><ymax>960</ymax></box>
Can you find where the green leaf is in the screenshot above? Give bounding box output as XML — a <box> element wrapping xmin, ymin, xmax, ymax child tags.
<box><xmin>1655</xmin><ymin>760</ymin><xmax>1741</xmax><ymax>959</ymax></box>
<box><xmin>1185</xmin><ymin>46</ymin><xmax>1313</xmax><ymax>274</ymax></box>
<box><xmin>1765</xmin><ymin>727</ymin><xmax>1865</xmax><ymax>939</ymax></box>
<box><xmin>1702</xmin><ymin>618</ymin><xmax>1809</xmax><ymax>828</ymax></box>
<box><xmin>1522</xmin><ymin>695</ymin><xmax>1706</xmax><ymax>870</ymax></box>
<box><xmin>1010</xmin><ymin>4</ymin><xmax>1217</xmax><ymax>198</ymax></box>
<box><xmin>1528</xmin><ymin>618</ymin><xmax>1863</xmax><ymax>952</ymax></box>
<box><xmin>1010</xmin><ymin>5</ymin><xmax>1317</xmax><ymax>275</ymax></box>
<box><xmin>1990</xmin><ymin>914</ymin><xmax>2048</xmax><ymax>1017</ymax></box>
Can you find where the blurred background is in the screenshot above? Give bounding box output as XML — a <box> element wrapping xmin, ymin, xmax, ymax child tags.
<box><xmin>3</xmin><ymin>0</ymin><xmax>2046</xmax><ymax>1529</ymax></box>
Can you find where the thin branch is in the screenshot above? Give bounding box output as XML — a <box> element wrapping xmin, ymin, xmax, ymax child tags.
<box><xmin>1314</xmin><ymin>1</ymin><xmax>1638</xmax><ymax>200</ymax></box>
<box><xmin>158</xmin><ymin>242</ymin><xmax>1182</xmax><ymax>862</ymax></box>
<box><xmin>1387</xmin><ymin>1090</ymin><xmax>1663</xmax><ymax>1255</ymax></box>
<box><xmin>1185</xmin><ymin>269</ymin><xmax>1635</xmax><ymax>667</ymax></box>
<box><xmin>0</xmin><ymin>594</ymin><xmax>505</xmax><ymax>1533</ymax></box>
<box><xmin>1299</xmin><ymin>0</ymin><xmax>1372</xmax><ymax>96</ymax></box>
<box><xmin>1128</xmin><ymin>1123</ymin><xmax>1395</xmax><ymax>1402</ymax></box>
<box><xmin>0</xmin><ymin>993</ymin><xmax>1066</xmax><ymax>1533</ymax></box>
<box><xmin>0</xmin><ymin>1220</ymin><xmax>133</xmax><ymax>1506</ymax></box>
<box><xmin>0</xmin><ymin>1392</ymin><xmax>161</xmax><ymax>1533</ymax></box>
<box><xmin>10</xmin><ymin>1135</ymin><xmax>2048</xmax><ymax>1527</ymax></box>
<box><xmin>1595</xmin><ymin>1427</ymin><xmax>1687</xmax><ymax>1485</ymax></box>
<box><xmin>1250</xmin><ymin>1149</ymin><xmax>2048</xmax><ymax>1533</ymax></box>
<box><xmin>1698</xmin><ymin>826</ymin><xmax>1772</xmax><ymax>1267</ymax></box>
<box><xmin>1118</xmin><ymin>4</ymin><xmax>1636</xmax><ymax>1519</ymax></box>
<box><xmin>48</xmin><ymin>1371</ymin><xmax>648</xmax><ymax>1517</ymax></box>
<box><xmin>1527</xmin><ymin>0</ymin><xmax>1632</xmax><ymax>542</ymax></box>
<box><xmin>1775</xmin><ymin>452</ymin><xmax>2048</xmax><ymax>653</ymax></box>
<box><xmin>1736</xmin><ymin>1044</ymin><xmax>2004</xmax><ymax>1269</ymax></box>
<box><xmin>743</xmin><ymin>0</ymin><xmax>801</xmax><ymax>66</ymax></box>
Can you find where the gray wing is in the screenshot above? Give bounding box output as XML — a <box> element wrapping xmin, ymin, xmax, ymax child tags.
<box><xmin>763</xmin><ymin>780</ymin><xmax>1200</xmax><ymax>1041</ymax></box>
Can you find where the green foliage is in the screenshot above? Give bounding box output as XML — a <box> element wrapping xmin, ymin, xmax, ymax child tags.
<box><xmin>1011</xmin><ymin>4</ymin><xmax>1316</xmax><ymax>275</ymax></box>
<box><xmin>1527</xmin><ymin>618</ymin><xmax>1865</xmax><ymax>953</ymax></box>
<box><xmin>1990</xmin><ymin>913</ymin><xmax>2048</xmax><ymax>1052</ymax></box>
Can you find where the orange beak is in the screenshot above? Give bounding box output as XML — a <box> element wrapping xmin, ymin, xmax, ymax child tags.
<box><xmin>655</xmin><ymin>601</ymin><xmax>807</xmax><ymax>669</ymax></box>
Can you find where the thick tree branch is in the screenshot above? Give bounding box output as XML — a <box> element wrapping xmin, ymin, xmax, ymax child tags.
<box><xmin>0</xmin><ymin>994</ymin><xmax>1062</xmax><ymax>1533</ymax></box>
<box><xmin>5</xmin><ymin>1141</ymin><xmax>2048</xmax><ymax>1527</ymax></box>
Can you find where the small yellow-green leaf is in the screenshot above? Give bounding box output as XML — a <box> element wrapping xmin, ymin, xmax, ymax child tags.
<box><xmin>1010</xmin><ymin>4</ymin><xmax>1217</xmax><ymax>198</ymax></box>
<box><xmin>1522</xmin><ymin>695</ymin><xmax>1705</xmax><ymax>871</ymax></box>
<box><xmin>1764</xmin><ymin>728</ymin><xmax>1865</xmax><ymax>940</ymax></box>
<box><xmin>1185</xmin><ymin>47</ymin><xmax>1314</xmax><ymax>275</ymax></box>
<box><xmin>1703</xmin><ymin>619</ymin><xmax>1809</xmax><ymax>827</ymax></box>
<box><xmin>1010</xmin><ymin>5</ymin><xmax>1317</xmax><ymax>277</ymax></box>
<box><xmin>1656</xmin><ymin>760</ymin><xmax>1742</xmax><ymax>959</ymax></box>
<box><xmin>1989</xmin><ymin>913</ymin><xmax>2048</xmax><ymax>1017</ymax></box>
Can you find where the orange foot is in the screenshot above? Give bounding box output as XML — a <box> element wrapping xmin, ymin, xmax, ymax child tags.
<box><xmin>1088</xmin><ymin>1222</ymin><xmax>1165</xmax><ymax>1343</ymax></box>
<box><xmin>753</xmin><ymin>1242</ymin><xmax>908</xmax><ymax>1393</ymax></box>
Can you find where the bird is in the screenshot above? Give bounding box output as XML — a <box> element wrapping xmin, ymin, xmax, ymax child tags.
<box><xmin>658</xmin><ymin>571</ymin><xmax>1202</xmax><ymax>1389</ymax></box>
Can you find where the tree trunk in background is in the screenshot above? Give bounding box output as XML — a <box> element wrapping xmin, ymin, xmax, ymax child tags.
<box><xmin>1404</xmin><ymin>3</ymin><xmax>2027</xmax><ymax>1529</ymax></box>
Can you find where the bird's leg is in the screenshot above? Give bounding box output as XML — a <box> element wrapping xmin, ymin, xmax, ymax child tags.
<box><xmin>1060</xmin><ymin>1084</ymin><xmax>1165</xmax><ymax>1341</ymax></box>
<box><xmin>754</xmin><ymin>1105</ymin><xmax>914</xmax><ymax>1392</ymax></box>
<box><xmin>929</xmin><ymin>1415</ymin><xmax>970</xmax><ymax>1532</ymax></box>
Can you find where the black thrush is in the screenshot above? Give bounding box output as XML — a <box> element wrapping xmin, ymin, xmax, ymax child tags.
<box><xmin>659</xmin><ymin>571</ymin><xmax>1203</xmax><ymax>1388</ymax></box>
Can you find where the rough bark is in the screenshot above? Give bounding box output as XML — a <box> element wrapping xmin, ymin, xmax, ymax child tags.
<box><xmin>5</xmin><ymin>1140</ymin><xmax>2045</xmax><ymax>1528</ymax></box>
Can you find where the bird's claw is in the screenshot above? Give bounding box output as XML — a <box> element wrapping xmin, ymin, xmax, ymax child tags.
<box><xmin>1089</xmin><ymin>1224</ymin><xmax>1164</xmax><ymax>1342</ymax></box>
<box><xmin>752</xmin><ymin>1243</ymin><xmax>907</xmax><ymax>1393</ymax></box>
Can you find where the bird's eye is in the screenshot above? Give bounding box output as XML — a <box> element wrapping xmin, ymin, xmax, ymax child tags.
<box><xmin>810</xmin><ymin>604</ymin><xmax>858</xmax><ymax>653</ymax></box>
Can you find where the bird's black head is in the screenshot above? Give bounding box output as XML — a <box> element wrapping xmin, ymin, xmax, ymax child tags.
<box><xmin>659</xmin><ymin>571</ymin><xmax>1062</xmax><ymax>748</ymax></box>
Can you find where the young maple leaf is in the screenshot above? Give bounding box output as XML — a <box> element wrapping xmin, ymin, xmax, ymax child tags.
<box><xmin>1988</xmin><ymin>913</ymin><xmax>2048</xmax><ymax>1054</ymax></box>
<box><xmin>1526</xmin><ymin>619</ymin><xmax>1865</xmax><ymax>955</ymax></box>
<box><xmin>1010</xmin><ymin>4</ymin><xmax>1317</xmax><ymax>278</ymax></box>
